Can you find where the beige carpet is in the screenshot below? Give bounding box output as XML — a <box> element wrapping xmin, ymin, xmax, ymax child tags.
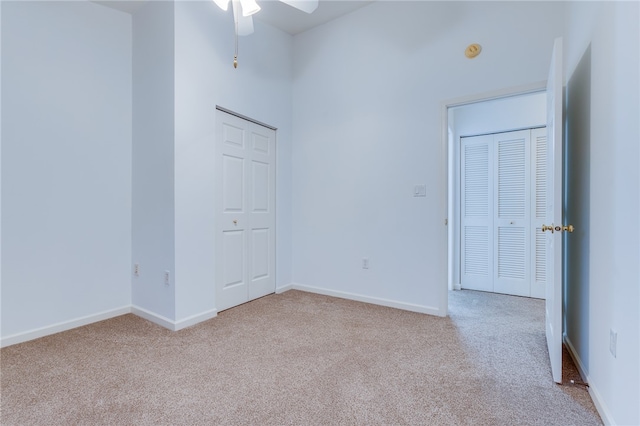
<box><xmin>1</xmin><ymin>290</ymin><xmax>601</xmax><ymax>425</ymax></box>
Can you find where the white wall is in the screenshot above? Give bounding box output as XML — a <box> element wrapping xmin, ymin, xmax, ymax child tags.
<box><xmin>564</xmin><ymin>2</ymin><xmax>639</xmax><ymax>425</ymax></box>
<box><xmin>451</xmin><ymin>92</ymin><xmax>546</xmax><ymax>137</ymax></box>
<box><xmin>1</xmin><ymin>1</ymin><xmax>132</xmax><ymax>340</ymax></box>
<box><xmin>131</xmin><ymin>1</ymin><xmax>176</xmax><ymax>322</ymax></box>
<box><xmin>291</xmin><ymin>1</ymin><xmax>565</xmax><ymax>314</ymax></box>
<box><xmin>0</xmin><ymin>1</ymin><xmax>3</xmax><ymax>336</ymax></box>
<box><xmin>173</xmin><ymin>2</ymin><xmax>293</xmax><ymax>322</ymax></box>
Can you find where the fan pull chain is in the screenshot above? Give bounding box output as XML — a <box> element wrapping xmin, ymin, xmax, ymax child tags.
<box><xmin>233</xmin><ymin>15</ymin><xmax>239</xmax><ymax>68</ymax></box>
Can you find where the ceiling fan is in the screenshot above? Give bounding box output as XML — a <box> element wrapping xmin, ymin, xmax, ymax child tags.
<box><xmin>212</xmin><ymin>0</ymin><xmax>319</xmax><ymax>36</ymax></box>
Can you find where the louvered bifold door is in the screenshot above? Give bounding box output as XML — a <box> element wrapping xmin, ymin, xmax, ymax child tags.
<box><xmin>460</xmin><ymin>135</ymin><xmax>493</xmax><ymax>292</ymax></box>
<box><xmin>530</xmin><ymin>128</ymin><xmax>547</xmax><ymax>298</ymax></box>
<box><xmin>493</xmin><ymin>130</ymin><xmax>531</xmax><ymax>297</ymax></box>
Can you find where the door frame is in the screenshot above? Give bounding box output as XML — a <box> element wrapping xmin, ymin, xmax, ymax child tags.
<box><xmin>440</xmin><ymin>81</ymin><xmax>547</xmax><ymax>315</ymax></box>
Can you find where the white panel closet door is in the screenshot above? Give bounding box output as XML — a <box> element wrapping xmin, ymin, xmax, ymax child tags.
<box><xmin>246</xmin><ymin>125</ymin><xmax>276</xmax><ymax>301</ymax></box>
<box><xmin>493</xmin><ymin>130</ymin><xmax>531</xmax><ymax>297</ymax></box>
<box><xmin>215</xmin><ymin>111</ymin><xmax>276</xmax><ymax>312</ymax></box>
<box><xmin>460</xmin><ymin>135</ymin><xmax>493</xmax><ymax>292</ymax></box>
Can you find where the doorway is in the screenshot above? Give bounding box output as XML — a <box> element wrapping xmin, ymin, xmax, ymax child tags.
<box><xmin>446</xmin><ymin>89</ymin><xmax>547</xmax><ymax>300</ymax></box>
<box><xmin>214</xmin><ymin>108</ymin><xmax>277</xmax><ymax>312</ymax></box>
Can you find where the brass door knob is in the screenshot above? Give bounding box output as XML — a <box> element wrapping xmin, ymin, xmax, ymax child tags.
<box><xmin>542</xmin><ymin>224</ymin><xmax>575</xmax><ymax>233</ymax></box>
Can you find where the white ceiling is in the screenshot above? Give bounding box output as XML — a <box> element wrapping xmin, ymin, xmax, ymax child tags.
<box><xmin>92</xmin><ymin>1</ymin><xmax>148</xmax><ymax>15</ymax></box>
<box><xmin>93</xmin><ymin>0</ymin><xmax>374</xmax><ymax>35</ymax></box>
<box><xmin>255</xmin><ymin>0</ymin><xmax>373</xmax><ymax>35</ymax></box>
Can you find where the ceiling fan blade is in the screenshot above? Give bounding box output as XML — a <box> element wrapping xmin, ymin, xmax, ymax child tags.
<box><xmin>278</xmin><ymin>0</ymin><xmax>318</xmax><ymax>14</ymax></box>
<box><xmin>232</xmin><ymin>0</ymin><xmax>254</xmax><ymax>35</ymax></box>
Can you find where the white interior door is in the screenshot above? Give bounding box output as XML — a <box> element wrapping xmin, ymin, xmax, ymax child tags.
<box><xmin>215</xmin><ymin>110</ymin><xmax>276</xmax><ymax>312</ymax></box>
<box><xmin>461</xmin><ymin>135</ymin><xmax>493</xmax><ymax>292</ymax></box>
<box><xmin>461</xmin><ymin>129</ymin><xmax>537</xmax><ymax>297</ymax></box>
<box><xmin>544</xmin><ymin>37</ymin><xmax>564</xmax><ymax>384</ymax></box>
<box><xmin>493</xmin><ymin>130</ymin><xmax>531</xmax><ymax>296</ymax></box>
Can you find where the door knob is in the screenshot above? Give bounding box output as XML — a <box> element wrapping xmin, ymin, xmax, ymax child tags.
<box><xmin>233</xmin><ymin>220</ymin><xmax>238</xmax><ymax>225</ymax></box>
<box><xmin>542</xmin><ymin>224</ymin><xmax>575</xmax><ymax>233</ymax></box>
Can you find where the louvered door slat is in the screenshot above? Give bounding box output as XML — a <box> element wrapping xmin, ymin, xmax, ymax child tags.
<box><xmin>530</xmin><ymin>128</ymin><xmax>548</xmax><ymax>298</ymax></box>
<box><xmin>498</xmin><ymin>227</ymin><xmax>526</xmax><ymax>279</ymax></box>
<box><xmin>535</xmin><ymin>133</ymin><xmax>547</xmax><ymax>219</ymax></box>
<box><xmin>465</xmin><ymin>144</ymin><xmax>489</xmax><ymax>217</ymax></box>
<box><xmin>460</xmin><ymin>135</ymin><xmax>492</xmax><ymax>292</ymax></box>
<box><xmin>465</xmin><ymin>226</ymin><xmax>489</xmax><ymax>276</ymax></box>
<box><xmin>498</xmin><ymin>137</ymin><xmax>526</xmax><ymax>218</ymax></box>
<box><xmin>494</xmin><ymin>130</ymin><xmax>530</xmax><ymax>297</ymax></box>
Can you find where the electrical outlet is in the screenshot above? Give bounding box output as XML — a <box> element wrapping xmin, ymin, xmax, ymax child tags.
<box><xmin>164</xmin><ymin>270</ymin><xmax>170</xmax><ymax>287</ymax></box>
<box><xmin>362</xmin><ymin>258</ymin><xmax>369</xmax><ymax>269</ymax></box>
<box><xmin>609</xmin><ymin>329</ymin><xmax>617</xmax><ymax>358</ymax></box>
<box><xmin>134</xmin><ymin>263</ymin><xmax>140</xmax><ymax>277</ymax></box>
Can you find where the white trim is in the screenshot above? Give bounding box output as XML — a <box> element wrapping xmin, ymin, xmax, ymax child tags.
<box><xmin>276</xmin><ymin>284</ymin><xmax>293</xmax><ymax>294</ymax></box>
<box><xmin>563</xmin><ymin>335</ymin><xmax>588</xmax><ymax>382</ymax></box>
<box><xmin>1</xmin><ymin>305</ymin><xmax>220</xmax><ymax>347</ymax></box>
<box><xmin>131</xmin><ymin>305</ymin><xmax>176</xmax><ymax>331</ymax></box>
<box><xmin>440</xmin><ymin>94</ymin><xmax>450</xmax><ymax>316</ymax></box>
<box><xmin>564</xmin><ymin>336</ymin><xmax>615</xmax><ymax>425</ymax></box>
<box><xmin>442</xmin><ymin>81</ymin><xmax>547</xmax><ymax>110</ymax></box>
<box><xmin>215</xmin><ymin>105</ymin><xmax>277</xmax><ymax>131</ymax></box>
<box><xmin>291</xmin><ymin>283</ymin><xmax>443</xmax><ymax>317</ymax></box>
<box><xmin>0</xmin><ymin>306</ymin><xmax>131</xmax><ymax>348</ymax></box>
<box><xmin>174</xmin><ymin>309</ymin><xmax>217</xmax><ymax>331</ymax></box>
<box><xmin>589</xmin><ymin>383</ymin><xmax>615</xmax><ymax>426</ymax></box>
<box><xmin>132</xmin><ymin>306</ymin><xmax>217</xmax><ymax>331</ymax></box>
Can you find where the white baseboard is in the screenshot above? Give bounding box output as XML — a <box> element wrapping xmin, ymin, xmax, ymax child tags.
<box><xmin>0</xmin><ymin>286</ymin><xmax>441</xmax><ymax>347</ymax></box>
<box><xmin>131</xmin><ymin>305</ymin><xmax>176</xmax><ymax>331</ymax></box>
<box><xmin>276</xmin><ymin>284</ymin><xmax>293</xmax><ymax>294</ymax></box>
<box><xmin>174</xmin><ymin>309</ymin><xmax>217</xmax><ymax>331</ymax></box>
<box><xmin>131</xmin><ymin>306</ymin><xmax>217</xmax><ymax>331</ymax></box>
<box><xmin>588</xmin><ymin>379</ymin><xmax>615</xmax><ymax>426</ymax></box>
<box><xmin>1</xmin><ymin>305</ymin><xmax>219</xmax><ymax>347</ymax></box>
<box><xmin>0</xmin><ymin>306</ymin><xmax>131</xmax><ymax>348</ymax></box>
<box><xmin>563</xmin><ymin>335</ymin><xmax>588</xmax><ymax>382</ymax></box>
<box><xmin>564</xmin><ymin>336</ymin><xmax>615</xmax><ymax>425</ymax></box>
<box><xmin>290</xmin><ymin>283</ymin><xmax>442</xmax><ymax>316</ymax></box>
